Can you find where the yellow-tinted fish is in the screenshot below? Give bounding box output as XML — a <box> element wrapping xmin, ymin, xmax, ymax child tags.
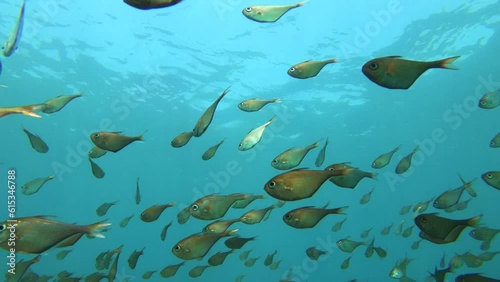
<box><xmin>341</xmin><ymin>256</ymin><xmax>351</xmax><ymax>270</ymax></box>
<box><xmin>224</xmin><ymin>236</ymin><xmax>256</xmax><ymax>249</ymax></box>
<box><xmin>272</xmin><ymin>140</ymin><xmax>319</xmax><ymax>170</ymax></box>
<box><xmin>159</xmin><ymin>262</ymin><xmax>184</xmax><ymax>278</ymax></box>
<box><xmin>189</xmin><ymin>193</ymin><xmax>247</xmax><ymax>220</ymax></box>
<box><xmin>264</xmin><ymin>168</ymin><xmax>347</xmax><ymax>201</ymax></box>
<box><xmin>413</xmin><ymin>198</ymin><xmax>434</xmax><ymax>214</ymax></box>
<box><xmin>240</xmin><ymin>205</ymin><xmax>275</xmax><ymax>224</ymax></box>
<box><xmin>177</xmin><ymin>206</ymin><xmax>191</xmax><ymax>224</ymax></box>
<box><xmin>371</xmin><ymin>146</ymin><xmax>400</xmax><ymax>169</ymax></box>
<box><xmin>395</xmin><ymin>146</ymin><xmax>419</xmax><ymax>174</ymax></box>
<box><xmin>90</xmin><ymin>131</ymin><xmax>146</xmax><ymax>153</ymax></box>
<box><xmin>128</xmin><ymin>247</ymin><xmax>145</xmax><ymax>269</ymax></box>
<box><xmin>284</xmin><ymin>204</ymin><xmax>347</xmax><ymax>229</ymax></box>
<box><xmin>193</xmin><ymin>87</ymin><xmax>229</xmax><ymax>137</ymax></box>
<box><xmin>135</xmin><ymin>177</ymin><xmax>141</xmax><ymax>205</ymax></box>
<box><xmin>124</xmin><ymin>0</ymin><xmax>182</xmax><ymax>10</ymax></box>
<box><xmin>171</xmin><ymin>131</ymin><xmax>193</xmax><ymax>148</ymax></box>
<box><xmin>242</xmin><ymin>2</ymin><xmax>306</xmax><ymax>23</ymax></box>
<box><xmin>41</xmin><ymin>93</ymin><xmax>82</xmax><ymax>113</ymax></box>
<box><xmin>22</xmin><ymin>127</ymin><xmax>49</xmax><ymax>153</ymax></box>
<box><xmin>336</xmin><ymin>237</ymin><xmax>366</xmax><ymax>253</ymax></box>
<box><xmin>0</xmin><ymin>216</ymin><xmax>110</xmax><ymax>253</ymax></box>
<box><xmin>360</xmin><ymin>189</ymin><xmax>374</xmax><ymax>205</ymax></box>
<box><xmin>331</xmin><ymin>217</ymin><xmax>347</xmax><ymax>232</ymax></box>
<box><xmin>306</xmin><ymin>247</ymin><xmax>326</xmax><ymax>261</ymax></box>
<box><xmin>394</xmin><ymin>220</ymin><xmax>405</xmax><ymax>236</ymax></box>
<box><xmin>232</xmin><ymin>194</ymin><xmax>265</xmax><ymax>209</ymax></box>
<box><xmin>119</xmin><ymin>214</ymin><xmax>134</xmax><ymax>228</ymax></box>
<box><xmin>479</xmin><ymin>89</ymin><xmax>500</xmax><ymax>109</ymax></box>
<box><xmin>469</xmin><ymin>227</ymin><xmax>500</xmax><ymax>241</ymax></box>
<box><xmin>0</xmin><ymin>104</ymin><xmax>42</xmax><ymax>118</ymax></box>
<box><xmin>482</xmin><ymin>171</ymin><xmax>500</xmax><ymax>190</ymax></box>
<box><xmin>288</xmin><ymin>58</ymin><xmax>338</xmax><ymax>79</ymax></box>
<box><xmin>433</xmin><ymin>175</ymin><xmax>476</xmax><ymax>209</ymax></box>
<box><xmin>389</xmin><ymin>256</ymin><xmax>414</xmax><ymax>279</ymax></box>
<box><xmin>88</xmin><ymin>158</ymin><xmax>105</xmax><ymax>179</ymax></box>
<box><xmin>314</xmin><ymin>137</ymin><xmax>329</xmax><ymax>167</ymax></box>
<box><xmin>264</xmin><ymin>250</ymin><xmax>277</xmax><ymax>266</ymax></box>
<box><xmin>202</xmin><ymin>218</ymin><xmax>240</xmax><ymax>234</ymax></box>
<box><xmin>362</xmin><ymin>56</ymin><xmax>460</xmax><ymax>89</ymax></box>
<box><xmin>415</xmin><ymin>213</ymin><xmax>481</xmax><ymax>244</ymax></box>
<box><xmin>21</xmin><ymin>175</ymin><xmax>54</xmax><ymax>195</ymax></box>
<box><xmin>2</xmin><ymin>0</ymin><xmax>25</xmax><ymax>57</ymax></box>
<box><xmin>88</xmin><ymin>146</ymin><xmax>107</xmax><ymax>158</ymax></box>
<box><xmin>326</xmin><ymin>162</ymin><xmax>353</xmax><ymax>170</ymax></box>
<box><xmin>188</xmin><ymin>265</ymin><xmax>210</xmax><ymax>278</ymax></box>
<box><xmin>202</xmin><ymin>139</ymin><xmax>224</xmax><ymax>160</ymax></box>
<box><xmin>238</xmin><ymin>98</ymin><xmax>281</xmax><ymax>112</ymax></box>
<box><xmin>208</xmin><ymin>250</ymin><xmax>233</xmax><ymax>266</ymax></box>
<box><xmin>172</xmin><ymin>229</ymin><xmax>238</xmax><ymax>260</ymax></box>
<box><xmin>140</xmin><ymin>203</ymin><xmax>175</xmax><ymax>222</ymax></box>
<box><xmin>326</xmin><ymin>165</ymin><xmax>377</xmax><ymax>189</ymax></box>
<box><xmin>238</xmin><ymin>116</ymin><xmax>275</xmax><ymax>151</ymax></box>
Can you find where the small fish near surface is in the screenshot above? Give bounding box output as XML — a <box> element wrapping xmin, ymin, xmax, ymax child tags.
<box><xmin>283</xmin><ymin>204</ymin><xmax>347</xmax><ymax>229</ymax></box>
<box><xmin>88</xmin><ymin>146</ymin><xmax>107</xmax><ymax>158</ymax></box>
<box><xmin>171</xmin><ymin>131</ymin><xmax>193</xmax><ymax>148</ymax></box>
<box><xmin>433</xmin><ymin>174</ymin><xmax>476</xmax><ymax>209</ymax></box>
<box><xmin>96</xmin><ymin>201</ymin><xmax>118</xmax><ymax>217</ymax></box>
<box><xmin>172</xmin><ymin>229</ymin><xmax>238</xmax><ymax>260</ymax></box>
<box><xmin>0</xmin><ymin>104</ymin><xmax>43</xmax><ymax>119</ymax></box>
<box><xmin>140</xmin><ymin>203</ymin><xmax>175</xmax><ymax>222</ymax></box>
<box><xmin>224</xmin><ymin>235</ymin><xmax>257</xmax><ymax>249</ymax></box>
<box><xmin>271</xmin><ymin>140</ymin><xmax>320</xmax><ymax>170</ymax></box>
<box><xmin>306</xmin><ymin>247</ymin><xmax>326</xmax><ymax>261</ymax></box>
<box><xmin>238</xmin><ymin>116</ymin><xmax>275</xmax><ymax>151</ymax></box>
<box><xmin>288</xmin><ymin>58</ymin><xmax>338</xmax><ymax>79</ymax></box>
<box><xmin>415</xmin><ymin>213</ymin><xmax>481</xmax><ymax>244</ymax></box>
<box><xmin>22</xmin><ymin>126</ymin><xmax>49</xmax><ymax>153</ymax></box>
<box><xmin>21</xmin><ymin>175</ymin><xmax>54</xmax><ymax>195</ymax></box>
<box><xmin>124</xmin><ymin>0</ymin><xmax>182</xmax><ymax>10</ymax></box>
<box><xmin>481</xmin><ymin>171</ymin><xmax>500</xmax><ymax>190</ymax></box>
<box><xmin>238</xmin><ymin>98</ymin><xmax>281</xmax><ymax>112</ymax></box>
<box><xmin>371</xmin><ymin>145</ymin><xmax>400</xmax><ymax>169</ymax></box>
<box><xmin>40</xmin><ymin>93</ymin><xmax>82</xmax><ymax>113</ymax></box>
<box><xmin>208</xmin><ymin>250</ymin><xmax>233</xmax><ymax>266</ymax></box>
<box><xmin>0</xmin><ymin>216</ymin><xmax>110</xmax><ymax>254</ymax></box>
<box><xmin>2</xmin><ymin>0</ymin><xmax>25</xmax><ymax>57</ymax></box>
<box><xmin>240</xmin><ymin>205</ymin><xmax>275</xmax><ymax>225</ymax></box>
<box><xmin>242</xmin><ymin>2</ymin><xmax>306</xmax><ymax>23</ymax></box>
<box><xmin>232</xmin><ymin>194</ymin><xmax>265</xmax><ymax>209</ymax></box>
<box><xmin>315</xmin><ymin>137</ymin><xmax>329</xmax><ymax>167</ymax></box>
<box><xmin>189</xmin><ymin>193</ymin><xmax>247</xmax><ymax>220</ymax></box>
<box><xmin>202</xmin><ymin>139</ymin><xmax>225</xmax><ymax>161</ymax></box>
<box><xmin>362</xmin><ymin>55</ymin><xmax>460</xmax><ymax>89</ymax></box>
<box><xmin>479</xmin><ymin>89</ymin><xmax>500</xmax><ymax>109</ymax></box>
<box><xmin>202</xmin><ymin>218</ymin><xmax>240</xmax><ymax>234</ymax></box>
<box><xmin>336</xmin><ymin>237</ymin><xmax>366</xmax><ymax>253</ymax></box>
<box><xmin>395</xmin><ymin>146</ymin><xmax>419</xmax><ymax>174</ymax></box>
<box><xmin>88</xmin><ymin>158</ymin><xmax>105</xmax><ymax>179</ymax></box>
<box><xmin>192</xmin><ymin>87</ymin><xmax>230</xmax><ymax>137</ymax></box>
<box><xmin>326</xmin><ymin>165</ymin><xmax>377</xmax><ymax>189</ymax></box>
<box><xmin>90</xmin><ymin>131</ymin><xmax>146</xmax><ymax>153</ymax></box>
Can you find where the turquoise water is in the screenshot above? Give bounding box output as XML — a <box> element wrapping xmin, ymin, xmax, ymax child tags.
<box><xmin>1</xmin><ymin>0</ymin><xmax>500</xmax><ymax>281</ymax></box>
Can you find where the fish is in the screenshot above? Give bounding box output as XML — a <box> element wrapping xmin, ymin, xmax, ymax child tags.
<box><xmin>2</xmin><ymin>0</ymin><xmax>25</xmax><ymax>57</ymax></box>
<box><xmin>276</xmin><ymin>200</ymin><xmax>286</xmax><ymax>208</ymax></box>
<box><xmin>380</xmin><ymin>223</ymin><xmax>393</xmax><ymax>236</ymax></box>
<box><xmin>315</xmin><ymin>137</ymin><xmax>329</xmax><ymax>167</ymax></box>
<box><xmin>400</xmin><ymin>204</ymin><xmax>413</xmax><ymax>215</ymax></box>
<box><xmin>288</xmin><ymin>58</ymin><xmax>338</xmax><ymax>79</ymax></box>
<box><xmin>283</xmin><ymin>204</ymin><xmax>347</xmax><ymax>229</ymax></box>
<box><xmin>171</xmin><ymin>131</ymin><xmax>193</xmax><ymax>148</ymax></box>
<box><xmin>0</xmin><ymin>104</ymin><xmax>43</xmax><ymax>118</ymax></box>
<box><xmin>306</xmin><ymin>247</ymin><xmax>326</xmax><ymax>261</ymax></box>
<box><xmin>202</xmin><ymin>218</ymin><xmax>241</xmax><ymax>234</ymax></box>
<box><xmin>160</xmin><ymin>221</ymin><xmax>173</xmax><ymax>241</ymax></box>
<box><xmin>172</xmin><ymin>229</ymin><xmax>238</xmax><ymax>260</ymax></box>
<box><xmin>365</xmin><ymin>238</ymin><xmax>375</xmax><ymax>258</ymax></box>
<box><xmin>240</xmin><ymin>205</ymin><xmax>275</xmax><ymax>224</ymax></box>
<box><xmin>469</xmin><ymin>227</ymin><xmax>500</xmax><ymax>241</ymax></box>
<box><xmin>371</xmin><ymin>146</ymin><xmax>400</xmax><ymax>169</ymax></box>
<box><xmin>177</xmin><ymin>207</ymin><xmax>191</xmax><ymax>224</ymax></box>
<box><xmin>458</xmin><ymin>252</ymin><xmax>483</xmax><ymax>268</ymax></box>
<box><xmin>478</xmin><ymin>251</ymin><xmax>500</xmax><ymax>261</ymax></box>
<box><xmin>362</xmin><ymin>56</ymin><xmax>460</xmax><ymax>89</ymax></box>
<box><xmin>269</xmin><ymin>260</ymin><xmax>281</xmax><ymax>270</ymax></box>
<box><xmin>22</xmin><ymin>127</ymin><xmax>49</xmax><ymax>153</ymax></box>
<box><xmin>482</xmin><ymin>171</ymin><xmax>500</xmax><ymax>190</ymax></box>
<box><xmin>0</xmin><ymin>216</ymin><xmax>110</xmax><ymax>253</ymax></box>
<box><xmin>96</xmin><ymin>201</ymin><xmax>118</xmax><ymax>217</ymax></box>
<box><xmin>326</xmin><ymin>166</ymin><xmax>377</xmax><ymax>189</ymax></box>
<box><xmin>242</xmin><ymin>2</ymin><xmax>306</xmax><ymax>23</ymax></box>
<box><xmin>360</xmin><ymin>189</ymin><xmax>374</xmax><ymax>205</ymax></box>
<box><xmin>413</xmin><ymin>198</ymin><xmax>434</xmax><ymax>214</ymax></box>
<box><xmin>402</xmin><ymin>226</ymin><xmax>414</xmax><ymax>238</ymax></box>
<box><xmin>140</xmin><ymin>203</ymin><xmax>175</xmax><ymax>222</ymax></box>
<box><xmin>202</xmin><ymin>139</ymin><xmax>224</xmax><ymax>160</ymax></box>
<box><xmin>235</xmin><ymin>274</ymin><xmax>247</xmax><ymax>282</ymax></box>
<box><xmin>188</xmin><ymin>265</ymin><xmax>210</xmax><ymax>278</ymax></box>
<box><xmin>40</xmin><ymin>93</ymin><xmax>82</xmax><ymax>113</ymax></box>
<box><xmin>232</xmin><ymin>194</ymin><xmax>265</xmax><ymax>209</ymax></box>
<box><xmin>332</xmin><ymin>218</ymin><xmax>347</xmax><ymax>232</ymax></box>
<box><xmin>89</xmin><ymin>158</ymin><xmax>105</xmax><ymax>179</ymax></box>
<box><xmin>415</xmin><ymin>213</ymin><xmax>482</xmax><ymax>244</ymax></box>
<box><xmin>119</xmin><ymin>214</ymin><xmax>134</xmax><ymax>228</ymax></box>
<box><xmin>394</xmin><ymin>220</ymin><xmax>405</xmax><ymax>236</ymax></box>
<box><xmin>489</xmin><ymin>133</ymin><xmax>500</xmax><ymax>147</ymax></box>
<box><xmin>56</xmin><ymin>250</ymin><xmax>72</xmax><ymax>260</ymax></box>
<box><xmin>239</xmin><ymin>249</ymin><xmax>252</xmax><ymax>261</ymax></box>
<box><xmin>440</xmin><ymin>253</ymin><xmax>446</xmax><ymax>268</ymax></box>
<box><xmin>128</xmin><ymin>247</ymin><xmax>145</xmax><ymax>269</ymax></box>
<box><xmin>189</xmin><ymin>193</ymin><xmax>247</xmax><ymax>220</ymax></box>
<box><xmin>433</xmin><ymin>174</ymin><xmax>476</xmax><ymax>209</ymax></box>
<box><xmin>389</xmin><ymin>256</ymin><xmax>414</xmax><ymax>279</ymax></box>
<box><xmin>264</xmin><ymin>250</ymin><xmax>278</xmax><ymax>266</ymax></box>
<box><xmin>341</xmin><ymin>256</ymin><xmax>351</xmax><ymax>270</ymax></box>
<box><xmin>193</xmin><ymin>87</ymin><xmax>230</xmax><ymax>137</ymax></box>
<box><xmin>85</xmin><ymin>272</ymin><xmax>107</xmax><ymax>282</ymax></box>
<box><xmin>88</xmin><ymin>146</ymin><xmax>107</xmax><ymax>158</ymax></box>
<box><xmin>410</xmin><ymin>239</ymin><xmax>422</xmax><ymax>250</ymax></box>
<box><xmin>142</xmin><ymin>270</ymin><xmax>156</xmax><ymax>279</ymax></box>
<box><xmin>91</xmin><ymin>131</ymin><xmax>146</xmax><ymax>153</ymax></box>
<box><xmin>243</xmin><ymin>257</ymin><xmax>259</xmax><ymax>267</ymax></box>
<box><xmin>238</xmin><ymin>116</ymin><xmax>275</xmax><ymax>151</ymax></box>
<box><xmin>360</xmin><ymin>227</ymin><xmax>373</xmax><ymax>239</ymax></box>
<box><xmin>264</xmin><ymin>168</ymin><xmax>347</xmax><ymax>201</ymax></box>
<box><xmin>238</xmin><ymin>98</ymin><xmax>281</xmax><ymax>112</ymax></box>
<box><xmin>159</xmin><ymin>262</ymin><xmax>184</xmax><ymax>278</ymax></box>
<box><xmin>271</xmin><ymin>140</ymin><xmax>320</xmax><ymax>170</ymax></box>
<box><xmin>455</xmin><ymin>273</ymin><xmax>500</xmax><ymax>282</ymax></box>
<box><xmin>123</xmin><ymin>0</ymin><xmax>182</xmax><ymax>10</ymax></box>
<box><xmin>135</xmin><ymin>177</ymin><xmax>141</xmax><ymax>205</ymax></box>
<box><xmin>208</xmin><ymin>250</ymin><xmax>233</xmax><ymax>266</ymax></box>
<box><xmin>479</xmin><ymin>89</ymin><xmax>500</xmax><ymax>109</ymax></box>
<box><xmin>5</xmin><ymin>255</ymin><xmax>40</xmax><ymax>282</ymax></box>
<box><xmin>224</xmin><ymin>236</ymin><xmax>257</xmax><ymax>249</ymax></box>
<box><xmin>395</xmin><ymin>146</ymin><xmax>419</xmax><ymax>174</ymax></box>
<box><xmin>336</xmin><ymin>237</ymin><xmax>366</xmax><ymax>253</ymax></box>
<box><xmin>428</xmin><ymin>267</ymin><xmax>452</xmax><ymax>282</ymax></box>
<box><xmin>21</xmin><ymin>175</ymin><xmax>55</xmax><ymax>195</ymax></box>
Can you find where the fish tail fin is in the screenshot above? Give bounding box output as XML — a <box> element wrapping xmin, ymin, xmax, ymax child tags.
<box><xmin>138</xmin><ymin>130</ymin><xmax>148</xmax><ymax>141</ymax></box>
<box><xmin>273</xmin><ymin>98</ymin><xmax>282</xmax><ymax>103</ymax></box>
<box><xmin>458</xmin><ymin>174</ymin><xmax>477</xmax><ymax>197</ymax></box>
<box><xmin>327</xmin><ymin>58</ymin><xmax>339</xmax><ymax>64</ymax></box>
<box><xmin>467</xmin><ymin>214</ymin><xmax>482</xmax><ymax>227</ymax></box>
<box><xmin>295</xmin><ymin>1</ymin><xmax>307</xmax><ymax>7</ymax></box>
<box><xmin>369</xmin><ymin>172</ymin><xmax>378</xmax><ymax>179</ymax></box>
<box><xmin>20</xmin><ymin>105</ymin><xmax>42</xmax><ymax>118</ymax></box>
<box><xmin>218</xmin><ymin>86</ymin><xmax>231</xmax><ymax>100</ymax></box>
<box><xmin>394</xmin><ymin>145</ymin><xmax>402</xmax><ymax>152</ymax></box>
<box><xmin>266</xmin><ymin>116</ymin><xmax>277</xmax><ymax>126</ymax></box>
<box><xmin>257</xmin><ymin>194</ymin><xmax>265</xmax><ymax>199</ymax></box>
<box><xmin>86</xmin><ymin>221</ymin><xmax>112</xmax><ymax>238</ymax></box>
<box><xmin>434</xmin><ymin>56</ymin><xmax>460</xmax><ymax>70</ymax></box>
<box><xmin>330</xmin><ymin>206</ymin><xmax>348</xmax><ymax>215</ymax></box>
<box><xmin>225</xmin><ymin>229</ymin><xmax>239</xmax><ymax>236</ymax></box>
<box><xmin>32</xmin><ymin>255</ymin><xmax>41</xmax><ymax>263</ymax></box>
<box><xmin>309</xmin><ymin>140</ymin><xmax>321</xmax><ymax>150</ymax></box>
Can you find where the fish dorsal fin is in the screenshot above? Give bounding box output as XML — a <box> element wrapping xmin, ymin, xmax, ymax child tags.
<box><xmin>385</xmin><ymin>55</ymin><xmax>403</xmax><ymax>59</ymax></box>
<box><xmin>289</xmin><ymin>168</ymin><xmax>308</xmax><ymax>172</ymax></box>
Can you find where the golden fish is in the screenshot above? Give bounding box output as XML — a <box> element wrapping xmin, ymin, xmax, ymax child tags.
<box><xmin>469</xmin><ymin>227</ymin><xmax>500</xmax><ymax>241</ymax></box>
<box><xmin>91</xmin><ymin>131</ymin><xmax>146</xmax><ymax>153</ymax></box>
<box><xmin>189</xmin><ymin>193</ymin><xmax>247</xmax><ymax>220</ymax></box>
<box><xmin>193</xmin><ymin>87</ymin><xmax>230</xmax><ymax>137</ymax></box>
<box><xmin>224</xmin><ymin>236</ymin><xmax>256</xmax><ymax>249</ymax></box>
<box><xmin>96</xmin><ymin>201</ymin><xmax>118</xmax><ymax>217</ymax></box>
<box><xmin>0</xmin><ymin>104</ymin><xmax>42</xmax><ymax>118</ymax></box>
<box><xmin>128</xmin><ymin>247</ymin><xmax>145</xmax><ymax>269</ymax></box>
<box><xmin>479</xmin><ymin>89</ymin><xmax>500</xmax><ymax>109</ymax></box>
<box><xmin>88</xmin><ymin>146</ymin><xmax>107</xmax><ymax>158</ymax></box>
<box><xmin>41</xmin><ymin>93</ymin><xmax>82</xmax><ymax>113</ymax></box>
<box><xmin>238</xmin><ymin>116</ymin><xmax>275</xmax><ymax>151</ymax></box>
<box><xmin>326</xmin><ymin>166</ymin><xmax>377</xmax><ymax>189</ymax></box>
<box><xmin>288</xmin><ymin>58</ymin><xmax>338</xmax><ymax>79</ymax></box>
<box><xmin>395</xmin><ymin>146</ymin><xmax>419</xmax><ymax>174</ymax></box>
<box><xmin>171</xmin><ymin>131</ymin><xmax>193</xmax><ymax>148</ymax></box>
<box><xmin>119</xmin><ymin>214</ymin><xmax>134</xmax><ymax>228</ymax></box>
<box><xmin>135</xmin><ymin>177</ymin><xmax>141</xmax><ymax>205</ymax></box>
<box><xmin>336</xmin><ymin>237</ymin><xmax>366</xmax><ymax>253</ymax></box>
<box><xmin>202</xmin><ymin>139</ymin><xmax>224</xmax><ymax>160</ymax></box>
<box><xmin>21</xmin><ymin>175</ymin><xmax>54</xmax><ymax>195</ymax></box>
<box><xmin>238</xmin><ymin>98</ymin><xmax>281</xmax><ymax>112</ymax></box>
<box><xmin>482</xmin><ymin>171</ymin><xmax>500</xmax><ymax>190</ymax></box>
<box><xmin>160</xmin><ymin>262</ymin><xmax>184</xmax><ymax>278</ymax></box>
<box><xmin>124</xmin><ymin>0</ymin><xmax>182</xmax><ymax>10</ymax></box>
<box><xmin>331</xmin><ymin>218</ymin><xmax>347</xmax><ymax>232</ymax></box>
<box><xmin>433</xmin><ymin>175</ymin><xmax>476</xmax><ymax>209</ymax></box>
<box><xmin>188</xmin><ymin>265</ymin><xmax>210</xmax><ymax>278</ymax></box>
<box><xmin>242</xmin><ymin>2</ymin><xmax>306</xmax><ymax>23</ymax></box>
<box><xmin>272</xmin><ymin>140</ymin><xmax>319</xmax><ymax>170</ymax></box>
<box><xmin>22</xmin><ymin>127</ymin><xmax>49</xmax><ymax>153</ymax></box>
<box><xmin>0</xmin><ymin>216</ymin><xmax>110</xmax><ymax>253</ymax></box>
<box><xmin>413</xmin><ymin>197</ymin><xmax>434</xmax><ymax>214</ymax></box>
<box><xmin>283</xmin><ymin>204</ymin><xmax>347</xmax><ymax>229</ymax></box>
<box><xmin>362</xmin><ymin>56</ymin><xmax>460</xmax><ymax>89</ymax></box>
<box><xmin>240</xmin><ymin>205</ymin><xmax>275</xmax><ymax>224</ymax></box>
<box><xmin>2</xmin><ymin>0</ymin><xmax>24</xmax><ymax>57</ymax></box>
<box><xmin>264</xmin><ymin>168</ymin><xmax>347</xmax><ymax>201</ymax></box>
<box><xmin>306</xmin><ymin>247</ymin><xmax>326</xmax><ymax>261</ymax></box>
<box><xmin>371</xmin><ymin>145</ymin><xmax>400</xmax><ymax>169</ymax></box>
<box><xmin>89</xmin><ymin>158</ymin><xmax>105</xmax><ymax>179</ymax></box>
<box><xmin>415</xmin><ymin>213</ymin><xmax>481</xmax><ymax>244</ymax></box>
<box><xmin>314</xmin><ymin>137</ymin><xmax>329</xmax><ymax>167</ymax></box>
<box><xmin>360</xmin><ymin>189</ymin><xmax>374</xmax><ymax>205</ymax></box>
<box><xmin>160</xmin><ymin>220</ymin><xmax>173</xmax><ymax>241</ymax></box>
<box><xmin>177</xmin><ymin>206</ymin><xmax>191</xmax><ymax>224</ymax></box>
<box><xmin>208</xmin><ymin>250</ymin><xmax>233</xmax><ymax>266</ymax></box>
<box><xmin>389</xmin><ymin>256</ymin><xmax>414</xmax><ymax>279</ymax></box>
<box><xmin>172</xmin><ymin>229</ymin><xmax>237</xmax><ymax>260</ymax></box>
<box><xmin>232</xmin><ymin>194</ymin><xmax>265</xmax><ymax>209</ymax></box>
<box><xmin>202</xmin><ymin>218</ymin><xmax>240</xmax><ymax>234</ymax></box>
<box><xmin>140</xmin><ymin>203</ymin><xmax>175</xmax><ymax>222</ymax></box>
<box><xmin>264</xmin><ymin>250</ymin><xmax>277</xmax><ymax>266</ymax></box>
<box><xmin>394</xmin><ymin>220</ymin><xmax>405</xmax><ymax>236</ymax></box>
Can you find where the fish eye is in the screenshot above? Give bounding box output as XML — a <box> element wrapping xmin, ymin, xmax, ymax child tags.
<box><xmin>268</xmin><ymin>181</ymin><xmax>276</xmax><ymax>188</ymax></box>
<box><xmin>173</xmin><ymin>245</ymin><xmax>181</xmax><ymax>252</ymax></box>
<box><xmin>481</xmin><ymin>100</ymin><xmax>487</xmax><ymax>105</ymax></box>
<box><xmin>289</xmin><ymin>67</ymin><xmax>295</xmax><ymax>72</ymax></box>
<box><xmin>272</xmin><ymin>159</ymin><xmax>278</xmax><ymax>164</ymax></box>
<box><xmin>487</xmin><ymin>173</ymin><xmax>493</xmax><ymax>179</ymax></box>
<box><xmin>420</xmin><ymin>217</ymin><xmax>427</xmax><ymax>223</ymax></box>
<box><xmin>245</xmin><ymin>7</ymin><xmax>252</xmax><ymax>12</ymax></box>
<box><xmin>93</xmin><ymin>133</ymin><xmax>100</xmax><ymax>138</ymax></box>
<box><xmin>284</xmin><ymin>214</ymin><xmax>291</xmax><ymax>220</ymax></box>
<box><xmin>191</xmin><ymin>204</ymin><xmax>199</xmax><ymax>211</ymax></box>
<box><xmin>0</xmin><ymin>224</ymin><xmax>5</xmax><ymax>231</ymax></box>
<box><xmin>369</xmin><ymin>63</ymin><xmax>378</xmax><ymax>70</ymax></box>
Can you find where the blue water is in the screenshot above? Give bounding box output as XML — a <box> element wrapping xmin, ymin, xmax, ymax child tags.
<box><xmin>1</xmin><ymin>0</ymin><xmax>500</xmax><ymax>281</ymax></box>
